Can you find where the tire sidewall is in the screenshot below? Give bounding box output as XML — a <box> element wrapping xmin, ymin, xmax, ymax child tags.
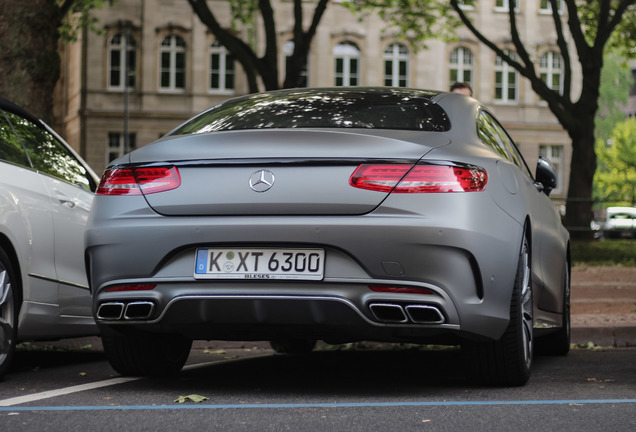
<box><xmin>0</xmin><ymin>247</ymin><xmax>18</xmax><ymax>379</ymax></box>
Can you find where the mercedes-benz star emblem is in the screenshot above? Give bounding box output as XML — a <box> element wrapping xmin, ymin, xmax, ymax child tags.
<box><xmin>249</xmin><ymin>169</ymin><xmax>275</xmax><ymax>192</ymax></box>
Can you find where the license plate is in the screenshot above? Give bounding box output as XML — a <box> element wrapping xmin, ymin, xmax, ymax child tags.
<box><xmin>194</xmin><ymin>248</ymin><xmax>325</xmax><ymax>280</ymax></box>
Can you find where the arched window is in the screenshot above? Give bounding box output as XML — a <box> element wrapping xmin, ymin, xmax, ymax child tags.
<box><xmin>540</xmin><ymin>51</ymin><xmax>564</xmax><ymax>95</ymax></box>
<box><xmin>160</xmin><ymin>35</ymin><xmax>186</xmax><ymax>91</ymax></box>
<box><xmin>108</xmin><ymin>33</ymin><xmax>136</xmax><ymax>90</ymax></box>
<box><xmin>449</xmin><ymin>47</ymin><xmax>473</xmax><ymax>89</ymax></box>
<box><xmin>209</xmin><ymin>40</ymin><xmax>235</xmax><ymax>93</ymax></box>
<box><xmin>495</xmin><ymin>50</ymin><xmax>519</xmax><ymax>103</ymax></box>
<box><xmin>334</xmin><ymin>41</ymin><xmax>360</xmax><ymax>86</ymax></box>
<box><xmin>384</xmin><ymin>43</ymin><xmax>409</xmax><ymax>87</ymax></box>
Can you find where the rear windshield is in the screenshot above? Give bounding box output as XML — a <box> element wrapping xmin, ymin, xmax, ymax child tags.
<box><xmin>170</xmin><ymin>89</ymin><xmax>450</xmax><ymax>135</ymax></box>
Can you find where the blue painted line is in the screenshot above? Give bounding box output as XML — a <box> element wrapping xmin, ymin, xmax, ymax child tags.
<box><xmin>1</xmin><ymin>399</ymin><xmax>635</xmax><ymax>412</ymax></box>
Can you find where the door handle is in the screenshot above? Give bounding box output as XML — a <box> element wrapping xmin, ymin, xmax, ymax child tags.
<box><xmin>56</xmin><ymin>192</ymin><xmax>76</xmax><ymax>208</ymax></box>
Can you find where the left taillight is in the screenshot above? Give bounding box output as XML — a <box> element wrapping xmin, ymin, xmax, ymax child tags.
<box><xmin>349</xmin><ymin>162</ymin><xmax>487</xmax><ymax>193</ymax></box>
<box><xmin>96</xmin><ymin>166</ymin><xmax>181</xmax><ymax>196</ymax></box>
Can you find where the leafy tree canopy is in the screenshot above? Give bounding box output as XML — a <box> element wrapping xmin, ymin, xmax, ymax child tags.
<box><xmin>594</xmin><ymin>119</ymin><xmax>636</xmax><ymax>207</ymax></box>
<box><xmin>595</xmin><ymin>52</ymin><xmax>633</xmax><ymax>143</ymax></box>
<box><xmin>343</xmin><ymin>0</ymin><xmax>460</xmax><ymax>51</ymax></box>
<box><xmin>58</xmin><ymin>0</ymin><xmax>113</xmax><ymax>42</ymax></box>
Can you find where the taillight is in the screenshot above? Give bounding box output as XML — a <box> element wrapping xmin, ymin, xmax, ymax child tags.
<box><xmin>349</xmin><ymin>162</ymin><xmax>487</xmax><ymax>193</ymax></box>
<box><xmin>96</xmin><ymin>166</ymin><xmax>181</xmax><ymax>196</ymax></box>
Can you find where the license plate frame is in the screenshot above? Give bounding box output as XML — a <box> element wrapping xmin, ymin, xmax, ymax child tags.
<box><xmin>194</xmin><ymin>248</ymin><xmax>325</xmax><ymax>280</ymax></box>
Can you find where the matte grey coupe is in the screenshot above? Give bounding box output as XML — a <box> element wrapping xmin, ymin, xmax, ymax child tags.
<box><xmin>85</xmin><ymin>88</ymin><xmax>570</xmax><ymax>386</ymax></box>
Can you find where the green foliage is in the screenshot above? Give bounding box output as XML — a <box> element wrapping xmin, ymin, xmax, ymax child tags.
<box><xmin>594</xmin><ymin>119</ymin><xmax>636</xmax><ymax>206</ymax></box>
<box><xmin>571</xmin><ymin>240</ymin><xmax>636</xmax><ymax>265</ymax></box>
<box><xmin>343</xmin><ymin>0</ymin><xmax>459</xmax><ymax>52</ymax></box>
<box><xmin>229</xmin><ymin>0</ymin><xmax>259</xmax><ymax>30</ymax></box>
<box><xmin>58</xmin><ymin>0</ymin><xmax>113</xmax><ymax>42</ymax></box>
<box><xmin>578</xmin><ymin>0</ymin><xmax>636</xmax><ymax>58</ymax></box>
<box><xmin>595</xmin><ymin>53</ymin><xmax>632</xmax><ymax>143</ymax></box>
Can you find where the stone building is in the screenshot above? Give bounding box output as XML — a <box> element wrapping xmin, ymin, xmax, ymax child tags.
<box><xmin>55</xmin><ymin>0</ymin><xmax>577</xmax><ymax>206</ymax></box>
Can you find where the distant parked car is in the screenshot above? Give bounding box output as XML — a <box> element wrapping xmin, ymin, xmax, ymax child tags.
<box><xmin>0</xmin><ymin>98</ymin><xmax>99</xmax><ymax>379</ymax></box>
<box><xmin>85</xmin><ymin>87</ymin><xmax>571</xmax><ymax>386</ymax></box>
<box><xmin>601</xmin><ymin>207</ymin><xmax>636</xmax><ymax>239</ymax></box>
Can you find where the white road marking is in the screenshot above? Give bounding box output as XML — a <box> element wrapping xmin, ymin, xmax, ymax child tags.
<box><xmin>0</xmin><ymin>377</ymin><xmax>140</xmax><ymax>407</ymax></box>
<box><xmin>0</xmin><ymin>356</ymin><xmax>266</xmax><ymax>407</ymax></box>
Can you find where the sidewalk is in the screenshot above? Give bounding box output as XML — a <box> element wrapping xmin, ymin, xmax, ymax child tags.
<box><xmin>570</xmin><ymin>265</ymin><xmax>636</xmax><ymax>347</ymax></box>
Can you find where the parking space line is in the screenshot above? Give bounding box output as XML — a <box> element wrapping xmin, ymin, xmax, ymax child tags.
<box><xmin>1</xmin><ymin>399</ymin><xmax>635</xmax><ymax>411</ymax></box>
<box><xmin>0</xmin><ymin>377</ymin><xmax>139</xmax><ymax>407</ymax></box>
<box><xmin>0</xmin><ymin>357</ymin><xmax>264</xmax><ymax>408</ymax></box>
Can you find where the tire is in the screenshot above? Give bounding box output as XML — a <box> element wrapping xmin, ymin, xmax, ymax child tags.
<box><xmin>463</xmin><ymin>232</ymin><xmax>533</xmax><ymax>386</ymax></box>
<box><xmin>0</xmin><ymin>247</ymin><xmax>19</xmax><ymax>380</ymax></box>
<box><xmin>100</xmin><ymin>326</ymin><xmax>192</xmax><ymax>377</ymax></box>
<box><xmin>536</xmin><ymin>262</ymin><xmax>571</xmax><ymax>356</ymax></box>
<box><xmin>270</xmin><ymin>338</ymin><xmax>316</xmax><ymax>355</ymax></box>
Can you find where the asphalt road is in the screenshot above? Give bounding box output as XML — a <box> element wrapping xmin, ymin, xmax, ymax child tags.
<box><xmin>1</xmin><ymin>344</ymin><xmax>635</xmax><ymax>431</ymax></box>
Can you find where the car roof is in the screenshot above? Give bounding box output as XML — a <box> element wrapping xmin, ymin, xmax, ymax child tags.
<box><xmin>0</xmin><ymin>97</ymin><xmax>43</xmax><ymax>126</ymax></box>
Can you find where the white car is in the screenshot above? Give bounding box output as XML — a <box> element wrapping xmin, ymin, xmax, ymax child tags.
<box><xmin>601</xmin><ymin>207</ymin><xmax>636</xmax><ymax>239</ymax></box>
<box><xmin>0</xmin><ymin>98</ymin><xmax>100</xmax><ymax>379</ymax></box>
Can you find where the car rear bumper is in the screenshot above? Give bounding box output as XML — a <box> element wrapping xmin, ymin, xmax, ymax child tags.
<box><xmin>86</xmin><ymin>193</ymin><xmax>523</xmax><ymax>343</ymax></box>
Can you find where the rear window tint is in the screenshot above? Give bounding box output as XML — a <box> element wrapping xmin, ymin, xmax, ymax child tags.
<box><xmin>171</xmin><ymin>89</ymin><xmax>450</xmax><ymax>135</ymax></box>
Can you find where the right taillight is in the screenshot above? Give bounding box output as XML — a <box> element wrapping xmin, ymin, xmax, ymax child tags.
<box><xmin>96</xmin><ymin>166</ymin><xmax>181</xmax><ymax>196</ymax></box>
<box><xmin>349</xmin><ymin>162</ymin><xmax>487</xmax><ymax>193</ymax></box>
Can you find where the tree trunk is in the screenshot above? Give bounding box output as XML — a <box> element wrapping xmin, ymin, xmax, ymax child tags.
<box><xmin>563</xmin><ymin>116</ymin><xmax>597</xmax><ymax>240</ymax></box>
<box><xmin>0</xmin><ymin>0</ymin><xmax>62</xmax><ymax>124</ymax></box>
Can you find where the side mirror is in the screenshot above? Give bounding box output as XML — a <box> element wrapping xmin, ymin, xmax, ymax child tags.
<box><xmin>536</xmin><ymin>156</ymin><xmax>558</xmax><ymax>196</ymax></box>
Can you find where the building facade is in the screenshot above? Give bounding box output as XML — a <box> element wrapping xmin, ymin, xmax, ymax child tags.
<box><xmin>55</xmin><ymin>0</ymin><xmax>578</xmax><ymax>205</ymax></box>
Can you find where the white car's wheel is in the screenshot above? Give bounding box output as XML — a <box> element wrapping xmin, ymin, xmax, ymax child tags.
<box><xmin>0</xmin><ymin>247</ymin><xmax>18</xmax><ymax>380</ymax></box>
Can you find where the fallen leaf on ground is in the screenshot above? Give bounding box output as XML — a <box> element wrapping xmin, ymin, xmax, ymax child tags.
<box><xmin>174</xmin><ymin>394</ymin><xmax>210</xmax><ymax>404</ymax></box>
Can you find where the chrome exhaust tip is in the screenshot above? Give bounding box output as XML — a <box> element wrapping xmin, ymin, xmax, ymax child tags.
<box><xmin>97</xmin><ymin>302</ymin><xmax>125</xmax><ymax>320</ymax></box>
<box><xmin>404</xmin><ymin>305</ymin><xmax>445</xmax><ymax>324</ymax></box>
<box><xmin>124</xmin><ymin>301</ymin><xmax>155</xmax><ymax>320</ymax></box>
<box><xmin>369</xmin><ymin>303</ymin><xmax>408</xmax><ymax>323</ymax></box>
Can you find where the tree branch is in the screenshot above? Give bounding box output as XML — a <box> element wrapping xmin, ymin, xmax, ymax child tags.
<box><xmin>450</xmin><ymin>0</ymin><xmax>572</xmax><ymax>127</ymax></box>
<box><xmin>187</xmin><ymin>0</ymin><xmax>260</xmax><ymax>92</ymax></box>
<box><xmin>450</xmin><ymin>1</ymin><xmax>524</xmax><ymax>74</ymax></box>
<box><xmin>58</xmin><ymin>0</ymin><xmax>77</xmax><ymax>22</ymax></box>
<box><xmin>507</xmin><ymin>1</ymin><xmax>534</xmax><ymax>78</ymax></box>
<box><xmin>549</xmin><ymin>0</ymin><xmax>572</xmax><ymax>100</ymax></box>
<box><xmin>564</xmin><ymin>0</ymin><xmax>589</xmax><ymax>60</ymax></box>
<box><xmin>306</xmin><ymin>0</ymin><xmax>329</xmax><ymax>42</ymax></box>
<box><xmin>258</xmin><ymin>0</ymin><xmax>279</xmax><ymax>88</ymax></box>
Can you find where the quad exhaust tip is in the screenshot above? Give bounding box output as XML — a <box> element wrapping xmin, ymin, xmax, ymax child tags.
<box><xmin>369</xmin><ymin>303</ymin><xmax>408</xmax><ymax>323</ymax></box>
<box><xmin>124</xmin><ymin>301</ymin><xmax>155</xmax><ymax>320</ymax></box>
<box><xmin>369</xmin><ymin>303</ymin><xmax>445</xmax><ymax>325</ymax></box>
<box><xmin>96</xmin><ymin>302</ymin><xmax>124</xmax><ymax>320</ymax></box>
<box><xmin>97</xmin><ymin>301</ymin><xmax>155</xmax><ymax>321</ymax></box>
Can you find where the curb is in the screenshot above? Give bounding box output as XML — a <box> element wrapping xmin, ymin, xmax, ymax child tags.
<box><xmin>571</xmin><ymin>326</ymin><xmax>636</xmax><ymax>348</ymax></box>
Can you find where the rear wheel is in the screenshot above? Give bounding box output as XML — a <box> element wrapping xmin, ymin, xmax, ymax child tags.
<box><xmin>0</xmin><ymin>247</ymin><xmax>18</xmax><ymax>380</ymax></box>
<box><xmin>463</xmin><ymin>232</ymin><xmax>533</xmax><ymax>386</ymax></box>
<box><xmin>270</xmin><ymin>338</ymin><xmax>316</xmax><ymax>355</ymax></box>
<box><xmin>100</xmin><ymin>327</ymin><xmax>192</xmax><ymax>377</ymax></box>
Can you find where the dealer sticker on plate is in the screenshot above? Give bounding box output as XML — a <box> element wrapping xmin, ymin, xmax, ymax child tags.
<box><xmin>194</xmin><ymin>248</ymin><xmax>325</xmax><ymax>280</ymax></box>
